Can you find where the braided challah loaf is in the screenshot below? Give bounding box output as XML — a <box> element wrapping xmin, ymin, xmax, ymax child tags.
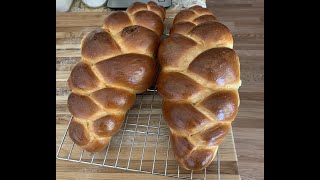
<box><xmin>157</xmin><ymin>6</ymin><xmax>241</xmax><ymax>171</ymax></box>
<box><xmin>67</xmin><ymin>2</ymin><xmax>166</xmax><ymax>152</ymax></box>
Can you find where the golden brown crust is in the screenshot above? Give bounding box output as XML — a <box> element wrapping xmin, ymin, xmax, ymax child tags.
<box><xmin>189</xmin><ymin>22</ymin><xmax>233</xmax><ymax>47</ymax></box>
<box><xmin>103</xmin><ymin>12</ymin><xmax>132</xmax><ymax>33</ymax></box>
<box><xmin>92</xmin><ymin>114</ymin><xmax>125</xmax><ymax>137</ymax></box>
<box><xmin>173</xmin><ymin>10</ymin><xmax>196</xmax><ymax>24</ymax></box>
<box><xmin>192</xmin><ymin>14</ymin><xmax>217</xmax><ymax>25</ymax></box>
<box><xmin>133</xmin><ymin>11</ymin><xmax>164</xmax><ymax>36</ymax></box>
<box><xmin>81</xmin><ymin>28</ymin><xmax>122</xmax><ymax>63</ymax></box>
<box><xmin>120</xmin><ymin>26</ymin><xmax>160</xmax><ymax>56</ymax></box>
<box><xmin>181</xmin><ymin>148</ymin><xmax>215</xmax><ymax>171</ymax></box>
<box><xmin>94</xmin><ymin>54</ymin><xmax>156</xmax><ymax>93</ymax></box>
<box><xmin>67</xmin><ymin>2</ymin><xmax>165</xmax><ymax>152</ymax></box>
<box><xmin>193</xmin><ymin>123</ymin><xmax>231</xmax><ymax>147</ymax></box>
<box><xmin>169</xmin><ymin>22</ymin><xmax>196</xmax><ymax>35</ymax></box>
<box><xmin>188</xmin><ymin>48</ymin><xmax>240</xmax><ymax>86</ymax></box>
<box><xmin>91</xmin><ymin>88</ymin><xmax>136</xmax><ymax>111</ymax></box>
<box><xmin>81</xmin><ymin>138</ymin><xmax>110</xmax><ymax>152</ymax></box>
<box><xmin>69</xmin><ymin>119</ymin><xmax>91</xmax><ymax>146</ymax></box>
<box><xmin>189</xmin><ymin>5</ymin><xmax>211</xmax><ymax>14</ymax></box>
<box><xmin>157</xmin><ymin>72</ymin><xmax>202</xmax><ymax>101</ymax></box>
<box><xmin>67</xmin><ymin>62</ymin><xmax>101</xmax><ymax>92</ymax></box>
<box><xmin>200</xmin><ymin>90</ymin><xmax>239</xmax><ymax>122</ymax></box>
<box><xmin>157</xmin><ymin>6</ymin><xmax>240</xmax><ymax>170</ymax></box>
<box><xmin>68</xmin><ymin>117</ymin><xmax>119</xmax><ymax>152</ymax></box>
<box><xmin>163</xmin><ymin>101</ymin><xmax>211</xmax><ymax>135</ymax></box>
<box><xmin>158</xmin><ymin>33</ymin><xmax>197</xmax><ymax>68</ymax></box>
<box><xmin>126</xmin><ymin>2</ymin><xmax>148</xmax><ymax>15</ymax></box>
<box><xmin>148</xmin><ymin>5</ymin><xmax>166</xmax><ymax>21</ymax></box>
<box><xmin>170</xmin><ymin>133</ymin><xmax>195</xmax><ymax>158</ymax></box>
<box><xmin>68</xmin><ymin>93</ymin><xmax>100</xmax><ymax>119</ymax></box>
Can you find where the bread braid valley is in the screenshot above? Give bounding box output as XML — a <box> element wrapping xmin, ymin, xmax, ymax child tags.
<box><xmin>157</xmin><ymin>5</ymin><xmax>241</xmax><ymax>171</ymax></box>
<box><xmin>67</xmin><ymin>2</ymin><xmax>166</xmax><ymax>152</ymax></box>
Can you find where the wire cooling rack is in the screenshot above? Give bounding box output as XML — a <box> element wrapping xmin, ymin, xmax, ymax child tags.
<box><xmin>56</xmin><ymin>87</ymin><xmax>221</xmax><ymax>180</ymax></box>
<box><xmin>56</xmin><ymin>16</ymin><xmax>221</xmax><ymax>180</ymax></box>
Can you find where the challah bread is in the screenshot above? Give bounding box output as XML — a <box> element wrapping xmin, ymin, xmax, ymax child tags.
<box><xmin>67</xmin><ymin>2</ymin><xmax>166</xmax><ymax>152</ymax></box>
<box><xmin>157</xmin><ymin>6</ymin><xmax>241</xmax><ymax>171</ymax></box>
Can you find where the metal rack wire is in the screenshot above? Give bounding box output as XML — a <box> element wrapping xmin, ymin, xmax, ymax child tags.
<box><xmin>56</xmin><ymin>16</ymin><xmax>221</xmax><ymax>180</ymax></box>
<box><xmin>56</xmin><ymin>87</ymin><xmax>220</xmax><ymax>180</ymax></box>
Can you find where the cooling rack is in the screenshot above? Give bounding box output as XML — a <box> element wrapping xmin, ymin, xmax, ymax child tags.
<box><xmin>56</xmin><ymin>85</ymin><xmax>222</xmax><ymax>180</ymax></box>
<box><xmin>56</xmin><ymin>16</ymin><xmax>223</xmax><ymax>180</ymax></box>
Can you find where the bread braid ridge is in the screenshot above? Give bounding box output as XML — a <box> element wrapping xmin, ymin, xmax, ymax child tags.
<box><xmin>157</xmin><ymin>5</ymin><xmax>241</xmax><ymax>170</ymax></box>
<box><xmin>67</xmin><ymin>2</ymin><xmax>166</xmax><ymax>152</ymax></box>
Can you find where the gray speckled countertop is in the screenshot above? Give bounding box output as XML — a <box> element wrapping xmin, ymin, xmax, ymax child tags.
<box><xmin>69</xmin><ymin>0</ymin><xmax>206</xmax><ymax>12</ymax></box>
